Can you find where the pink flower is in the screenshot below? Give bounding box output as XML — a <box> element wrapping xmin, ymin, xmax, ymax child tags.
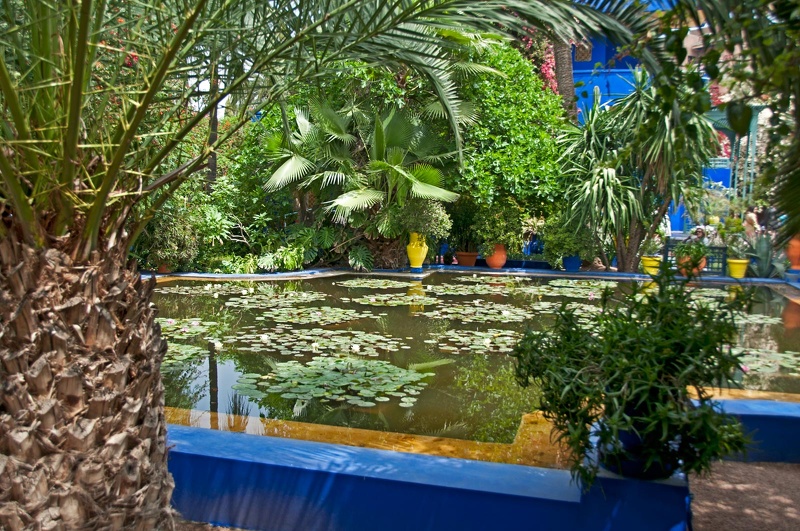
<box><xmin>588</xmin><ymin>292</ymin><xmax>596</xmax><ymax>301</ymax></box>
<box><xmin>741</xmin><ymin>365</ymin><xmax>750</xmax><ymax>373</ymax></box>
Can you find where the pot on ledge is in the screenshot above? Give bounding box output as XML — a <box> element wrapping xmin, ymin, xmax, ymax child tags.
<box><xmin>727</xmin><ymin>258</ymin><xmax>749</xmax><ymax>279</ymax></box>
<box><xmin>484</xmin><ymin>244</ymin><xmax>507</xmax><ymax>269</ymax></box>
<box><xmin>641</xmin><ymin>256</ymin><xmax>662</xmax><ymax>276</ymax></box>
<box><xmin>406</xmin><ymin>232</ymin><xmax>428</xmax><ymax>273</ymax></box>
<box><xmin>455</xmin><ymin>251</ymin><xmax>478</xmax><ymax>267</ymax></box>
<box><xmin>562</xmin><ymin>255</ymin><xmax>582</xmax><ymax>272</ymax></box>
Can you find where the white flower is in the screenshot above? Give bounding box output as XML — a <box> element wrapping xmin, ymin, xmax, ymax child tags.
<box><xmin>311</xmin><ymin>342</ymin><xmax>320</xmax><ymax>352</ymax></box>
<box><xmin>351</xmin><ymin>344</ymin><xmax>361</xmax><ymax>352</ymax></box>
<box><xmin>191</xmin><ymin>321</ymin><xmax>200</xmax><ymax>327</ymax></box>
<box><xmin>241</xmin><ymin>289</ymin><xmax>248</xmax><ymax>296</ymax></box>
<box><xmin>204</xmin><ymin>284</ymin><xmax>211</xmax><ymax>291</ymax></box>
<box><xmin>248</xmin><ymin>287</ymin><xmax>255</xmax><ymax>294</ymax></box>
<box><xmin>213</xmin><ymin>293</ymin><xmax>219</xmax><ymax>298</ymax></box>
<box><xmin>483</xmin><ymin>338</ymin><xmax>491</xmax><ymax>346</ymax></box>
<box><xmin>473</xmin><ymin>274</ymin><xmax>477</xmax><ymax>278</ymax></box>
<box><xmin>260</xmin><ymin>334</ymin><xmax>270</xmax><ymax>343</ymax></box>
<box><xmin>501</xmin><ymin>310</ymin><xmax>510</xmax><ymax>316</ymax></box>
<box><xmin>212</xmin><ymin>341</ymin><xmax>223</xmax><ymax>350</ymax></box>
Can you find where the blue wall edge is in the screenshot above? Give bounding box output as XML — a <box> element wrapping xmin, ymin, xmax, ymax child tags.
<box><xmin>168</xmin><ymin>398</ymin><xmax>800</xmax><ymax>530</ymax></box>
<box><xmin>168</xmin><ymin>425</ymin><xmax>689</xmax><ymax>531</ymax></box>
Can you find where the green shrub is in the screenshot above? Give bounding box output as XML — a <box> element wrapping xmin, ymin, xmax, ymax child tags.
<box><xmin>456</xmin><ymin>43</ymin><xmax>566</xmax><ymax>207</ymax></box>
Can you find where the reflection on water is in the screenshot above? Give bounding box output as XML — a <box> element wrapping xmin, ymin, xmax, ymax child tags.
<box><xmin>156</xmin><ymin>274</ymin><xmax>800</xmax><ymax>447</ymax></box>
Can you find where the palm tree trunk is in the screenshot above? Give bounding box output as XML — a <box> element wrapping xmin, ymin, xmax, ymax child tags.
<box><xmin>553</xmin><ymin>39</ymin><xmax>577</xmax><ymax>119</ymax></box>
<box><xmin>0</xmin><ymin>230</ymin><xmax>175</xmax><ymax>529</ymax></box>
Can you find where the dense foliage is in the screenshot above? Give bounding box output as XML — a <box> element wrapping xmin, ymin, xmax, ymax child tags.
<box><xmin>513</xmin><ymin>268</ymin><xmax>749</xmax><ymax>488</ymax></box>
<box><xmin>559</xmin><ymin>71</ymin><xmax>717</xmax><ymax>272</ymax></box>
<box><xmin>457</xmin><ymin>43</ymin><xmax>566</xmax><ymax>207</ymax></box>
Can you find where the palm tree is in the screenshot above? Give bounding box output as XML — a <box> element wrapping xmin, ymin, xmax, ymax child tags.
<box><xmin>0</xmin><ymin>0</ymin><xmax>657</xmax><ymax>527</ymax></box>
<box><xmin>264</xmin><ymin>102</ymin><xmax>459</xmax><ymax>267</ymax></box>
<box><xmin>562</xmin><ymin>71</ymin><xmax>718</xmax><ymax>272</ymax></box>
<box><xmin>553</xmin><ymin>39</ymin><xmax>578</xmax><ymax>118</ymax></box>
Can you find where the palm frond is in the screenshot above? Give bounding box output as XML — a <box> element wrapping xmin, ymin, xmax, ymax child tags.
<box><xmin>325</xmin><ymin>189</ymin><xmax>385</xmax><ymax>224</ymax></box>
<box><xmin>264</xmin><ymin>155</ymin><xmax>316</xmax><ymax>191</ymax></box>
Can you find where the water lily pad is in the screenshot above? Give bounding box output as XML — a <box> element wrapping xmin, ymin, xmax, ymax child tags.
<box><xmin>351</xmin><ymin>293</ymin><xmax>439</xmax><ymax>307</ymax></box>
<box><xmin>225</xmin><ymin>290</ymin><xmax>327</xmax><ymax>310</ymax></box>
<box><xmin>433</xmin><ymin>328</ymin><xmax>523</xmax><ymax>354</ymax></box>
<box><xmin>258</xmin><ymin>306</ymin><xmax>377</xmax><ymax>326</ymax></box>
<box><xmin>335</xmin><ymin>278</ymin><xmax>416</xmax><ymax>289</ymax></box>
<box><xmin>422</xmin><ymin>302</ymin><xmax>533</xmax><ymax>323</ymax></box>
<box><xmin>262</xmin><ymin>356</ymin><xmax>432</xmax><ymax>408</ymax></box>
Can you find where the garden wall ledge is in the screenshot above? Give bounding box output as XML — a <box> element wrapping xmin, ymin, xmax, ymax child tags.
<box><xmin>168</xmin><ymin>424</ymin><xmax>690</xmax><ymax>531</ymax></box>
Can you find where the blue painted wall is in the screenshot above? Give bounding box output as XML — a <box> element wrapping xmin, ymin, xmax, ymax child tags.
<box><xmin>168</xmin><ymin>425</ymin><xmax>690</xmax><ymax>531</ymax></box>
<box><xmin>167</xmin><ymin>395</ymin><xmax>800</xmax><ymax>530</ymax></box>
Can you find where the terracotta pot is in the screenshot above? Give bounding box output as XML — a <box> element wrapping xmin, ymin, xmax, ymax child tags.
<box><xmin>640</xmin><ymin>256</ymin><xmax>662</xmax><ymax>276</ymax></box>
<box><xmin>455</xmin><ymin>251</ymin><xmax>479</xmax><ymax>267</ymax></box>
<box><xmin>727</xmin><ymin>258</ymin><xmax>749</xmax><ymax>279</ymax></box>
<box><xmin>484</xmin><ymin>244</ymin><xmax>507</xmax><ymax>269</ymax></box>
<box><xmin>406</xmin><ymin>232</ymin><xmax>428</xmax><ymax>272</ymax></box>
<box><xmin>677</xmin><ymin>256</ymin><xmax>706</xmax><ymax>277</ymax></box>
<box><xmin>787</xmin><ymin>236</ymin><xmax>800</xmax><ymax>269</ymax></box>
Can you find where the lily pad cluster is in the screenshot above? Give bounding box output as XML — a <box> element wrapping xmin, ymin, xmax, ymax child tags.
<box><xmin>426</xmin><ymin>283</ymin><xmax>507</xmax><ymax>296</ymax></box>
<box><xmin>156</xmin><ymin>283</ymin><xmax>267</xmax><ymax>297</ymax></box>
<box><xmin>351</xmin><ymin>293</ymin><xmax>440</xmax><ymax>307</ymax></box>
<box><xmin>454</xmin><ymin>275</ymin><xmax>530</xmax><ymax>285</ymax></box>
<box><xmin>253</xmin><ymin>356</ymin><xmax>432</xmax><ymax>407</ymax></box>
<box><xmin>436</xmin><ymin>329</ymin><xmax>521</xmax><ymax>354</ymax></box>
<box><xmin>163</xmin><ymin>343</ymin><xmax>209</xmax><ymax>366</ymax></box>
<box><xmin>688</xmin><ymin>287</ymin><xmax>732</xmax><ymax>301</ymax></box>
<box><xmin>256</xmin><ymin>305</ymin><xmax>379</xmax><ymax>326</ymax></box>
<box><xmin>513</xmin><ymin>284</ymin><xmax>604</xmax><ymax>300</ymax></box>
<box><xmin>335</xmin><ymin>278</ymin><xmax>416</xmax><ymax>289</ymax></box>
<box><xmin>734</xmin><ymin>312</ymin><xmax>784</xmax><ymax>326</ymax></box>
<box><xmin>422</xmin><ymin>301</ymin><xmax>533</xmax><ymax>323</ymax></box>
<box><xmin>547</xmin><ymin>279</ymin><xmax>618</xmax><ymax>290</ymax></box>
<box><xmin>232</xmin><ymin>373</ymin><xmax>269</xmax><ymax>399</ymax></box>
<box><xmin>156</xmin><ymin>317</ymin><xmax>219</xmax><ymax>340</ymax></box>
<box><xmin>224</xmin><ymin>290</ymin><xmax>327</xmax><ymax>309</ymax></box>
<box><xmin>735</xmin><ymin>347</ymin><xmax>800</xmax><ymax>374</ymax></box>
<box><xmin>218</xmin><ymin>327</ymin><xmax>407</xmax><ymax>357</ymax></box>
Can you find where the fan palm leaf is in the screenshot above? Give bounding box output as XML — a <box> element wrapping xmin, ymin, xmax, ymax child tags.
<box><xmin>326</xmin><ymin>188</ymin><xmax>386</xmax><ymax>224</ymax></box>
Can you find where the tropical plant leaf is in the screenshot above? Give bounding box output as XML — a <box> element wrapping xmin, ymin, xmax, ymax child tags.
<box><xmin>348</xmin><ymin>244</ymin><xmax>374</xmax><ymax>272</ymax></box>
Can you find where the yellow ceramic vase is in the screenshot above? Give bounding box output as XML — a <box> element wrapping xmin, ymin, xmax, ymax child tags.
<box><xmin>640</xmin><ymin>256</ymin><xmax>662</xmax><ymax>276</ymax></box>
<box><xmin>727</xmin><ymin>258</ymin><xmax>749</xmax><ymax>279</ymax></box>
<box><xmin>406</xmin><ymin>232</ymin><xmax>428</xmax><ymax>270</ymax></box>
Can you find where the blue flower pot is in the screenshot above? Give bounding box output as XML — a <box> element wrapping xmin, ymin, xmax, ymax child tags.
<box><xmin>562</xmin><ymin>255</ymin><xmax>581</xmax><ymax>272</ymax></box>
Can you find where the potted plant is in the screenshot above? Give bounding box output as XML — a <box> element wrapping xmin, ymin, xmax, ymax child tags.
<box><xmin>674</xmin><ymin>238</ymin><xmax>708</xmax><ymax>277</ymax></box>
<box><xmin>639</xmin><ymin>232</ymin><xmax>664</xmax><ymax>275</ymax></box>
<box><xmin>448</xmin><ymin>196</ymin><xmax>481</xmax><ymax>266</ymax></box>
<box><xmin>473</xmin><ymin>196</ymin><xmax>525</xmax><ymax>269</ymax></box>
<box><xmin>719</xmin><ymin>218</ymin><xmax>749</xmax><ymax>279</ymax></box>
<box><xmin>399</xmin><ymin>199</ymin><xmax>452</xmax><ymax>272</ymax></box>
<box><xmin>512</xmin><ymin>267</ymin><xmax>748</xmax><ymax>488</ymax></box>
<box><xmin>541</xmin><ymin>214</ymin><xmax>594</xmax><ymax>272</ymax></box>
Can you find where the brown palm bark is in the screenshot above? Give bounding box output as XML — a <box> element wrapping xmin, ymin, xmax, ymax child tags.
<box><xmin>553</xmin><ymin>39</ymin><xmax>577</xmax><ymax>119</ymax></box>
<box><xmin>0</xmin><ymin>226</ymin><xmax>175</xmax><ymax>530</ymax></box>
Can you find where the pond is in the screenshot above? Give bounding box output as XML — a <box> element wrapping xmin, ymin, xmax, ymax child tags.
<box><xmin>155</xmin><ymin>273</ymin><xmax>800</xmax><ymax>445</ymax></box>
